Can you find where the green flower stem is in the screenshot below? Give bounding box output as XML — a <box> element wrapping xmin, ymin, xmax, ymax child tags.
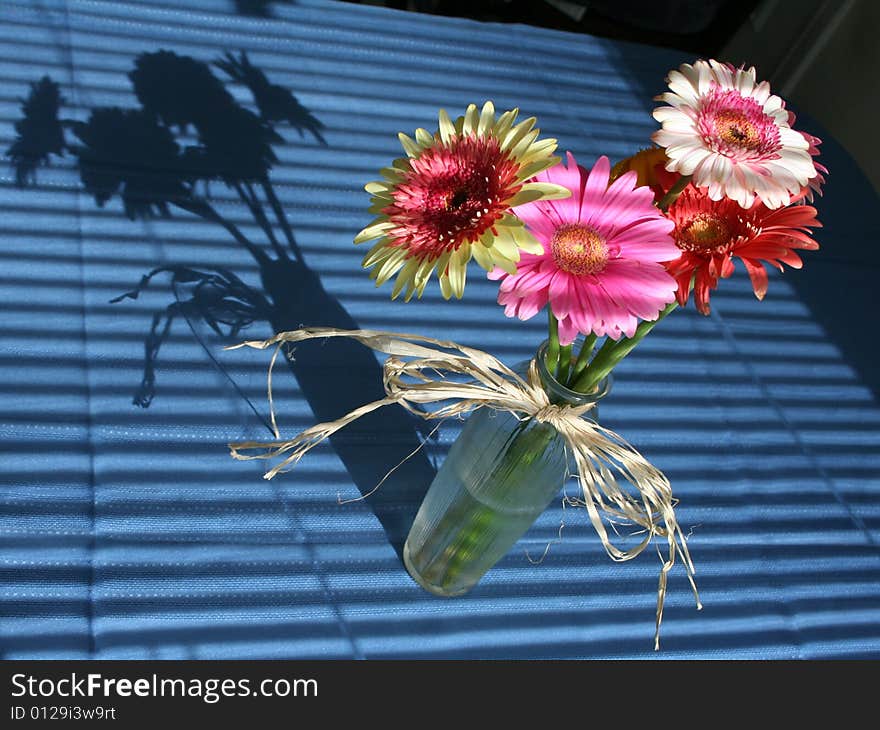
<box><xmin>418</xmin><ymin>416</ymin><xmax>530</xmax><ymax>587</ymax></box>
<box><xmin>656</xmin><ymin>174</ymin><xmax>691</xmax><ymax>211</ymax></box>
<box><xmin>557</xmin><ymin>344</ymin><xmax>572</xmax><ymax>384</ymax></box>
<box><xmin>569</xmin><ymin>333</ymin><xmax>597</xmax><ymax>386</ymax></box>
<box><xmin>546</xmin><ymin>310</ymin><xmax>560</xmax><ymax>374</ymax></box>
<box><xmin>559</xmin><ymin>174</ymin><xmax>690</xmax><ymax>395</ymax></box>
<box><xmin>570</xmin><ymin>301</ymin><xmax>678</xmax><ymax>393</ymax></box>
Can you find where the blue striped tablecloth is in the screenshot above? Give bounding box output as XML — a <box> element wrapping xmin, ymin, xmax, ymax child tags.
<box><xmin>1</xmin><ymin>0</ymin><xmax>878</xmax><ymax>658</ymax></box>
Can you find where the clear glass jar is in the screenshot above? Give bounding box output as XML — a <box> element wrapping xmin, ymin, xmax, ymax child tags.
<box><xmin>403</xmin><ymin>341</ymin><xmax>611</xmax><ymax>596</ymax></box>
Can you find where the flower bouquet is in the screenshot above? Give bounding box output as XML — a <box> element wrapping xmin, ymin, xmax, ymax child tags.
<box><xmin>230</xmin><ymin>60</ymin><xmax>824</xmax><ymax>647</ymax></box>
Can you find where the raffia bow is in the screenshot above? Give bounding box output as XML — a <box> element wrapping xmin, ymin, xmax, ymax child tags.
<box><xmin>228</xmin><ymin>327</ymin><xmax>701</xmax><ymax>648</ymax></box>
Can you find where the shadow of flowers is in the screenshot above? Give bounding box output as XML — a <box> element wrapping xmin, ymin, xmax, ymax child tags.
<box><xmin>8</xmin><ymin>49</ymin><xmax>436</xmax><ymax>557</ymax></box>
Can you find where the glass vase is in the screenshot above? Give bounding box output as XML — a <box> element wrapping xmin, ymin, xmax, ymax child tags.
<box><xmin>403</xmin><ymin>341</ymin><xmax>611</xmax><ymax>597</ymax></box>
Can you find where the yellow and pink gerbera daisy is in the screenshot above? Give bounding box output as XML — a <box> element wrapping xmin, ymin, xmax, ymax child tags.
<box><xmin>355</xmin><ymin>102</ymin><xmax>569</xmax><ymax>301</ymax></box>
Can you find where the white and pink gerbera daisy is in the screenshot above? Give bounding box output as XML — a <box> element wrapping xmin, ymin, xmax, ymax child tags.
<box><xmin>652</xmin><ymin>59</ymin><xmax>817</xmax><ymax>210</ymax></box>
<box><xmin>787</xmin><ymin>109</ymin><xmax>827</xmax><ymax>202</ymax></box>
<box><xmin>490</xmin><ymin>153</ymin><xmax>679</xmax><ymax>342</ymax></box>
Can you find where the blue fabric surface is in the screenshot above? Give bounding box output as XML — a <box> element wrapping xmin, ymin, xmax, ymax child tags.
<box><xmin>1</xmin><ymin>0</ymin><xmax>879</xmax><ymax>659</ymax></box>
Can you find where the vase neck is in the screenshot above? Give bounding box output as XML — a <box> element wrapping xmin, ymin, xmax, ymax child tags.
<box><xmin>534</xmin><ymin>340</ymin><xmax>611</xmax><ymax>407</ymax></box>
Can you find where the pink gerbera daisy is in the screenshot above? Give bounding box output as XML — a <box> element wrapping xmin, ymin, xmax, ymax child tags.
<box><xmin>652</xmin><ymin>59</ymin><xmax>817</xmax><ymax>210</ymax></box>
<box><xmin>490</xmin><ymin>153</ymin><xmax>680</xmax><ymax>343</ymax></box>
<box><xmin>665</xmin><ymin>184</ymin><xmax>821</xmax><ymax>314</ymax></box>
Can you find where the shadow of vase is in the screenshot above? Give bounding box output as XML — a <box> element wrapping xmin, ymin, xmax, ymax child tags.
<box><xmin>256</xmin><ymin>254</ymin><xmax>438</xmax><ymax>558</ymax></box>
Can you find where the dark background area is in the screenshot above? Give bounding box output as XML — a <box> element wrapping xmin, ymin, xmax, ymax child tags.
<box><xmin>338</xmin><ymin>0</ymin><xmax>880</xmax><ymax>196</ymax></box>
<box><xmin>344</xmin><ymin>0</ymin><xmax>762</xmax><ymax>55</ymax></box>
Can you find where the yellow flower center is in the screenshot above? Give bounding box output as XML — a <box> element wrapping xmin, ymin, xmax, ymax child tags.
<box><xmin>550</xmin><ymin>224</ymin><xmax>608</xmax><ymax>275</ymax></box>
<box><xmin>678</xmin><ymin>214</ymin><xmax>731</xmax><ymax>252</ymax></box>
<box><xmin>715</xmin><ymin>110</ymin><xmax>761</xmax><ymax>151</ymax></box>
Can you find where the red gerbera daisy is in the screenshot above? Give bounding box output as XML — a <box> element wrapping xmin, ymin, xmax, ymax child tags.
<box><xmin>665</xmin><ymin>185</ymin><xmax>821</xmax><ymax>314</ymax></box>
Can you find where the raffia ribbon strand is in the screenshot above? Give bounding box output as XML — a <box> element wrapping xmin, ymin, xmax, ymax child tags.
<box><xmin>227</xmin><ymin>328</ymin><xmax>701</xmax><ymax>649</ymax></box>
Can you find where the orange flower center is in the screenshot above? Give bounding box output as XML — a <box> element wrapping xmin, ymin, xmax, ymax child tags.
<box><xmin>715</xmin><ymin>110</ymin><xmax>761</xmax><ymax>152</ymax></box>
<box><xmin>551</xmin><ymin>224</ymin><xmax>608</xmax><ymax>275</ymax></box>
<box><xmin>677</xmin><ymin>214</ymin><xmax>732</xmax><ymax>252</ymax></box>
